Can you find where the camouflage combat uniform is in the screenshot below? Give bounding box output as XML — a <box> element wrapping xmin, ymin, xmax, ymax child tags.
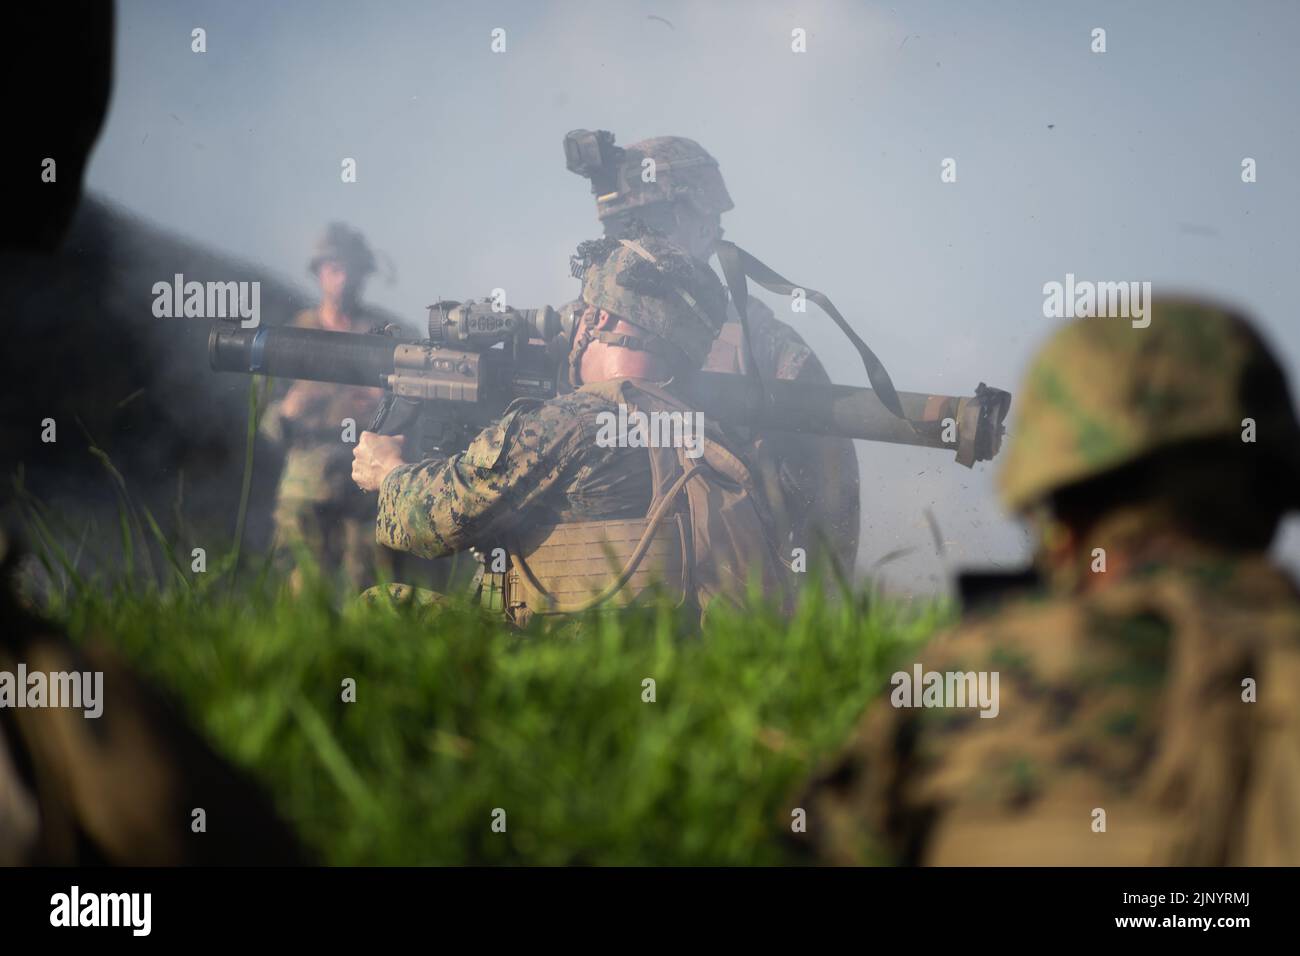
<box><xmin>377</xmin><ymin>388</ymin><xmax>655</xmax><ymax>559</ymax></box>
<box><xmin>566</xmin><ymin>131</ymin><xmax>862</xmax><ymax>574</ymax></box>
<box><xmin>374</xmin><ymin>232</ymin><xmax>790</xmax><ymax>623</ymax></box>
<box><xmin>794</xmin><ymin>299</ymin><xmax>1300</xmax><ymax>865</ymax></box>
<box><xmin>260</xmin><ymin>223</ymin><xmax>408</xmax><ymax>590</ymax></box>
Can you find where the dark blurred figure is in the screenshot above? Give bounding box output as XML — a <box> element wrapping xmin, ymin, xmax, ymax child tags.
<box><xmin>0</xmin><ymin>533</ymin><xmax>306</xmax><ymax>864</ymax></box>
<box><xmin>0</xmin><ymin>3</ymin><xmax>305</xmax><ymax>865</ymax></box>
<box><xmin>1</xmin><ymin>4</ymin><xmax>305</xmax><ymax>576</ymax></box>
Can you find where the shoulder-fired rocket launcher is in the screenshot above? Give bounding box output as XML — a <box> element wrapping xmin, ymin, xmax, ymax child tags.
<box><xmin>209</xmin><ymin>301</ymin><xmax>1010</xmax><ymax>465</ymax></box>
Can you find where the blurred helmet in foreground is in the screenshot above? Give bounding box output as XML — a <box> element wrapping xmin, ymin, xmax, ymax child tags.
<box><xmin>999</xmin><ymin>297</ymin><xmax>1300</xmax><ymax>512</ymax></box>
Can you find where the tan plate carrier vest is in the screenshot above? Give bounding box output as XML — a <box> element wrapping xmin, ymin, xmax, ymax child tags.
<box><xmin>495</xmin><ymin>379</ymin><xmax>790</xmax><ymax>626</ymax></box>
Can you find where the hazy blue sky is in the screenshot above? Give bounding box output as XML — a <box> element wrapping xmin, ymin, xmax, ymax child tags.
<box><xmin>86</xmin><ymin>0</ymin><xmax>1300</xmax><ymax>588</ymax></box>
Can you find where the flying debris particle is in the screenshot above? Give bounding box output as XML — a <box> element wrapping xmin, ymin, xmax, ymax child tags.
<box><xmin>116</xmin><ymin>388</ymin><xmax>145</xmax><ymax>409</ymax></box>
<box><xmin>924</xmin><ymin>508</ymin><xmax>946</xmax><ymax>558</ymax></box>
<box><xmin>1047</xmin><ymin>124</ymin><xmax>1055</xmax><ymax>129</ymax></box>
<box><xmin>648</xmin><ymin>14</ymin><xmax>674</xmax><ymax>29</ymax></box>
<box><xmin>871</xmin><ymin>546</ymin><xmax>917</xmax><ymax>571</ymax></box>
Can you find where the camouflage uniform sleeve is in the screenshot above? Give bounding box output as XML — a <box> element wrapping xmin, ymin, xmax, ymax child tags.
<box><xmin>789</xmin><ymin>676</ymin><xmax>915</xmax><ymax>865</ymax></box>
<box><xmin>747</xmin><ymin>299</ymin><xmax>821</xmax><ymax>383</ymax></box>
<box><xmin>374</xmin><ymin>399</ymin><xmax>581</xmax><ymax>559</ymax></box>
<box><xmin>791</xmin><ymin>614</ymin><xmax>1037</xmax><ymax>866</ymax></box>
<box><xmin>794</xmin><ymin>587</ymin><xmax>1192</xmax><ymax>866</ymax></box>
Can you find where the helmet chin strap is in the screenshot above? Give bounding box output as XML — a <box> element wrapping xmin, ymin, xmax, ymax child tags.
<box><xmin>568</xmin><ymin>307</ymin><xmax>599</xmax><ymax>387</ymax></box>
<box><xmin>569</xmin><ymin>307</ymin><xmax>687</xmax><ymax>388</ymax></box>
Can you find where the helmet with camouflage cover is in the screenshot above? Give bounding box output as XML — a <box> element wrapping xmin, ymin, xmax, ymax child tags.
<box><xmin>572</xmin><ymin>230</ymin><xmax>728</xmax><ymax>371</ymax></box>
<box><xmin>308</xmin><ymin>222</ymin><xmax>377</xmax><ymax>278</ymax></box>
<box><xmin>564</xmin><ymin>129</ymin><xmax>734</xmax><ymax>222</ymax></box>
<box><xmin>999</xmin><ymin>297</ymin><xmax>1300</xmax><ymax>512</ymax></box>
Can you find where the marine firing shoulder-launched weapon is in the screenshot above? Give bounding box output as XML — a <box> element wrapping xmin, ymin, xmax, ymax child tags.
<box><xmin>208</xmin><ymin>301</ymin><xmax>1011</xmax><ymax>465</ymax></box>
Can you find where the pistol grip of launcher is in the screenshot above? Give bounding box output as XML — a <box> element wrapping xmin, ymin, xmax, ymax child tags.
<box><xmin>954</xmin><ymin>383</ymin><xmax>1012</xmax><ymax>467</ymax></box>
<box><xmin>370</xmin><ymin>395</ymin><xmax>422</xmax><ymax>437</ymax></box>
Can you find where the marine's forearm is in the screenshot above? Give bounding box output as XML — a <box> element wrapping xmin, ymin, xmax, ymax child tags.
<box><xmin>375</xmin><ymin>456</ymin><xmax>509</xmax><ymax>559</ymax></box>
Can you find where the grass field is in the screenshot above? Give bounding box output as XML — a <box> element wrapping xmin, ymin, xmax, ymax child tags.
<box><xmin>25</xmin><ymin>555</ymin><xmax>947</xmax><ymax>865</ymax></box>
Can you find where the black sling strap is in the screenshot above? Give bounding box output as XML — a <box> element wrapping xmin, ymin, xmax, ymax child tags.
<box><xmin>714</xmin><ymin>239</ymin><xmax>905</xmax><ymax>419</ymax></box>
<box><xmin>714</xmin><ymin>237</ymin><xmax>768</xmax><ymax>407</ymax></box>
